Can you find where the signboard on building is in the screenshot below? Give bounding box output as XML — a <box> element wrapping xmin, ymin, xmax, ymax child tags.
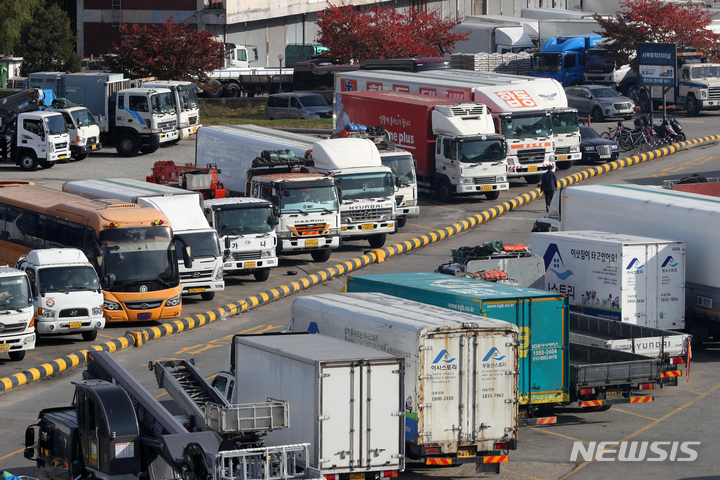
<box><xmin>637</xmin><ymin>43</ymin><xmax>677</xmax><ymax>86</ymax></box>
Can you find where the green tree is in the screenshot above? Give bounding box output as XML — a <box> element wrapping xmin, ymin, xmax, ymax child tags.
<box><xmin>0</xmin><ymin>0</ymin><xmax>44</xmax><ymax>55</ymax></box>
<box><xmin>17</xmin><ymin>3</ymin><xmax>81</xmax><ymax>75</ymax></box>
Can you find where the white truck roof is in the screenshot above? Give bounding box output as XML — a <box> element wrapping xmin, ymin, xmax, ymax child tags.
<box><xmin>25</xmin><ymin>248</ymin><xmax>91</xmax><ymax>266</ymax></box>
<box><xmin>311</xmin><ymin>138</ymin><xmax>383</xmax><ymax>170</ymax></box>
<box><xmin>63</xmin><ymin>178</ymin><xmax>203</xmax><ymax>205</ymax></box>
<box><xmin>138</xmin><ymin>196</ymin><xmax>212</xmax><ymax>231</ymax></box>
<box><xmin>204</xmin><ymin>197</ymin><xmax>272</xmax><ymax>207</ymax></box>
<box><xmin>0</xmin><ymin>266</ymin><xmax>26</xmax><ymax>279</ymax></box>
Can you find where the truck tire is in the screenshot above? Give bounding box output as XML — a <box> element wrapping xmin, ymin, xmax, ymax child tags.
<box><xmin>686</xmin><ymin>96</ymin><xmax>700</xmax><ymax>117</ymax></box>
<box><xmin>525</xmin><ymin>174</ymin><xmax>542</xmax><ymax>184</ymax></box>
<box><xmin>397</xmin><ymin>217</ymin><xmax>407</xmax><ymax>228</ymax></box>
<box><xmin>39</xmin><ymin>159</ymin><xmax>55</xmax><ymax>169</ymax></box>
<box><xmin>73</xmin><ymin>153</ymin><xmax>89</xmax><ymax>161</ymax></box>
<box><xmin>8</xmin><ymin>350</ymin><xmax>25</xmax><ymax>361</ymax></box>
<box><xmin>225</xmin><ymin>84</ymin><xmax>241</xmax><ymax>98</ymax></box>
<box><xmin>311</xmin><ymin>249</ymin><xmax>332</xmax><ymax>262</ymax></box>
<box><xmin>82</xmin><ymin>330</ymin><xmax>98</xmax><ymax>341</ymax></box>
<box><xmin>368</xmin><ymin>233</ymin><xmax>387</xmax><ymax>248</ymax></box>
<box><xmin>19</xmin><ymin>151</ymin><xmax>38</xmax><ymax>171</ymax></box>
<box><xmin>116</xmin><ymin>133</ymin><xmax>141</xmax><ymax>157</ymax></box>
<box><xmin>208</xmin><ymin>79</ymin><xmax>224</xmax><ymax>99</ymax></box>
<box><xmin>557</xmin><ymin>160</ymin><xmax>574</xmax><ymax>170</ymax></box>
<box><xmin>484</xmin><ymin>191</ymin><xmax>500</xmax><ymax>201</ymax></box>
<box><xmin>437</xmin><ymin>180</ymin><xmax>455</xmax><ymax>202</ymax></box>
<box><xmin>140</xmin><ymin>145</ymin><xmax>159</xmax><ymax>154</ymax></box>
<box><xmin>254</xmin><ymin>268</ymin><xmax>271</xmax><ymax>282</ymax></box>
<box><xmin>201</xmin><ymin>292</ymin><xmax>215</xmax><ymax>301</ymax></box>
<box><xmin>591</xmin><ymin>107</ymin><xmax>604</xmax><ymax>123</ymax></box>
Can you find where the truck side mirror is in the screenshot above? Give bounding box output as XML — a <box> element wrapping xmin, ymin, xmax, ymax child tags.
<box><xmin>395</xmin><ymin>176</ymin><xmax>402</xmax><ymax>188</ymax></box>
<box><xmin>252</xmin><ymin>47</ymin><xmax>259</xmax><ymax>62</ymax></box>
<box><xmin>103</xmin><ymin>273</ymin><xmax>115</xmax><ymax>288</ymax></box>
<box><xmin>175</xmin><ymin>234</ymin><xmax>194</xmax><ymax>268</ymax></box>
<box><xmin>24</xmin><ymin>426</ymin><xmax>35</xmax><ymax>459</ymax></box>
<box><xmin>270</xmin><ymin>194</ymin><xmax>280</xmax><ymax>205</ymax></box>
<box><xmin>225</xmin><ymin>236</ymin><xmax>231</xmax><ymax>249</ymax></box>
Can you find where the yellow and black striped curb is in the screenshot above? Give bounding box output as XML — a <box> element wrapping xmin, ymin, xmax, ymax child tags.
<box><xmin>2</xmin><ymin>135</ymin><xmax>716</xmax><ymax>394</ymax></box>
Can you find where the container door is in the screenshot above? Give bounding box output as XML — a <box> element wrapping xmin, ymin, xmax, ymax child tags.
<box><xmin>655</xmin><ymin>243</ymin><xmax>685</xmax><ymax>330</ymax></box>
<box><xmin>362</xmin><ymin>361</ymin><xmax>403</xmax><ymax>469</ymax></box>
<box><xmin>622</xmin><ymin>247</ymin><xmax>649</xmax><ymax>326</ymax></box>
<box><xmin>320</xmin><ymin>363</ymin><xmax>361</xmax><ymax>471</ymax></box>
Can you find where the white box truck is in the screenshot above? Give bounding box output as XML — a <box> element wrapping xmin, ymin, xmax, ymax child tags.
<box><xmin>291</xmin><ymin>292</ymin><xmax>519</xmax><ymax>474</ymax></box>
<box><xmin>534</xmin><ymin>183</ymin><xmax>720</xmax><ymax>341</ymax></box>
<box><xmin>15</xmin><ymin>248</ymin><xmax>105</xmax><ymax>341</ymax></box>
<box><xmin>530</xmin><ymin>231</ymin><xmax>685</xmax><ymax>330</ymax></box>
<box><xmin>451</xmin><ymin>22</ymin><xmax>536</xmax><ymax>54</ymax></box>
<box><xmin>0</xmin><ymin>266</ymin><xmax>35</xmax><ymax>361</ymax></box>
<box><xmin>214</xmin><ymin>333</ymin><xmax>405</xmax><ymax>480</ymax></box>
<box><xmin>62</xmin><ymin>178</ymin><xmax>224</xmax><ymax>301</ymax></box>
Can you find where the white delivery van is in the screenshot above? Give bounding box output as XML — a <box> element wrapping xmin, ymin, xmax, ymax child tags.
<box><xmin>16</xmin><ymin>249</ymin><xmax>105</xmax><ymax>341</ymax></box>
<box><xmin>0</xmin><ymin>266</ymin><xmax>35</xmax><ymax>360</ymax></box>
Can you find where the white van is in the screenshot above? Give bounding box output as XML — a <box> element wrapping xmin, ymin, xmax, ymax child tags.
<box><xmin>16</xmin><ymin>249</ymin><xmax>105</xmax><ymax>341</ymax></box>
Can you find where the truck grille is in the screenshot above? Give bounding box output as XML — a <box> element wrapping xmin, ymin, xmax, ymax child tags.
<box><xmin>188</xmin><ymin>116</ymin><xmax>199</xmax><ymax>125</ymax></box>
<box><xmin>341</xmin><ymin>208</ymin><xmax>393</xmax><ymax>222</ymax></box>
<box><xmin>180</xmin><ymin>270</ymin><xmax>214</xmax><ymax>281</ymax></box>
<box><xmin>158</xmin><ymin>120</ymin><xmax>176</xmax><ymax>131</ymax></box>
<box><xmin>59</xmin><ymin>308</ymin><xmax>89</xmax><ymax>318</ymax></box>
<box><xmin>555</xmin><ymin>147</ymin><xmax>571</xmax><ymax>155</ymax></box>
<box><xmin>125</xmin><ymin>300</ymin><xmax>164</xmax><ymax>310</ymax></box>
<box><xmin>231</xmin><ymin>251</ymin><xmax>261</xmax><ymax>261</ymax></box>
<box><xmin>709</xmin><ymin>86</ymin><xmax>720</xmax><ymax>100</ymax></box>
<box><xmin>0</xmin><ymin>322</ymin><xmax>28</xmax><ymax>333</ymax></box>
<box><xmin>596</xmin><ymin>145</ymin><xmax>613</xmax><ymax>156</ymax></box>
<box><xmin>473</xmin><ymin>176</ymin><xmax>497</xmax><ymax>184</ymax></box>
<box><xmin>55</xmin><ymin>142</ymin><xmax>68</xmax><ymax>150</ymax></box>
<box><xmin>585</xmin><ymin>75</ymin><xmax>607</xmax><ymax>82</ymax></box>
<box><xmin>516</xmin><ymin>148</ymin><xmax>547</xmax><ymax>164</ymax></box>
<box><xmin>292</xmin><ymin>224</ymin><xmax>328</xmax><ymax>236</ymax></box>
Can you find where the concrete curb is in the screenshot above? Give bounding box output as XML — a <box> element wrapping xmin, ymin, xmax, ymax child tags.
<box><xmin>1</xmin><ymin>135</ymin><xmax>716</xmax><ymax>393</ymax></box>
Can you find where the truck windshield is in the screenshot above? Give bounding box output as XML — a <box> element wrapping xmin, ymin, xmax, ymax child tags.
<box><xmin>532</xmin><ymin>53</ymin><xmax>563</xmax><ymax>73</ymax></box>
<box><xmin>215</xmin><ymin>206</ymin><xmax>275</xmax><ymax>235</ymax></box>
<box><xmin>39</xmin><ymin>266</ymin><xmax>100</xmax><ymax>292</ymax></box>
<box><xmin>337</xmin><ymin>172</ymin><xmax>394</xmax><ymax>200</ymax></box>
<box><xmin>382</xmin><ymin>154</ymin><xmax>416</xmax><ymax>185</ymax></box>
<box><xmin>500</xmin><ymin>115</ymin><xmax>553</xmax><ymax>139</ymax></box>
<box><xmin>99</xmin><ymin>226</ymin><xmax>179</xmax><ymax>290</ymax></box>
<box><xmin>0</xmin><ymin>275</ymin><xmax>32</xmax><ymax>310</ymax></box>
<box><xmin>44</xmin><ymin>115</ymin><xmax>67</xmax><ymax>135</ymax></box>
<box><xmin>280</xmin><ymin>185</ymin><xmax>338</xmax><ymax>213</ymax></box>
<box><xmin>691</xmin><ymin>66</ymin><xmax>720</xmax><ymax>79</ymax></box>
<box><xmin>585</xmin><ymin>51</ymin><xmax>614</xmax><ymax>73</ymax></box>
<box><xmin>458</xmin><ymin>139</ymin><xmax>506</xmax><ymax>163</ymax></box>
<box><xmin>179</xmin><ymin>87</ymin><xmax>200</xmax><ymax>110</ymax></box>
<box><xmin>174</xmin><ymin>231</ymin><xmax>221</xmax><ymax>259</ymax></box>
<box><xmin>151</xmin><ymin>92</ymin><xmax>175</xmax><ymax>115</ymax></box>
<box><xmin>551</xmin><ymin>111</ymin><xmax>579</xmax><ymax>134</ymax></box>
<box><xmin>74</xmin><ymin>109</ymin><xmax>98</xmax><ymax>127</ymax></box>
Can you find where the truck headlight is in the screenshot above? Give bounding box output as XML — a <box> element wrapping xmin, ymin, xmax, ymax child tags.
<box><xmin>404</xmin><ymin>199</ymin><xmax>417</xmax><ymax>206</ymax></box>
<box><xmin>342</xmin><ymin>217</ymin><xmax>352</xmax><ymax>224</ymax></box>
<box><xmin>166</xmin><ymin>294</ymin><xmax>182</xmax><ymax>307</ymax></box>
<box><xmin>104</xmin><ymin>299</ymin><xmax>121</xmax><ymax>311</ymax></box>
<box><xmin>152</xmin><ymin>128</ymin><xmax>160</xmax><ymax>133</ymax></box>
<box><xmin>42</xmin><ymin>309</ymin><xmax>55</xmax><ymax>319</ymax></box>
<box><xmin>458</xmin><ymin>177</ymin><xmax>473</xmax><ymax>184</ymax></box>
<box><xmin>495</xmin><ymin>175</ymin><xmax>507</xmax><ymax>183</ymax></box>
<box><xmin>327</xmin><ymin>228</ymin><xmax>340</xmax><ymax>235</ymax></box>
<box><xmin>700</xmin><ymin>90</ymin><xmax>708</xmax><ymax>99</ymax></box>
<box><xmin>49</xmin><ymin>142</ymin><xmax>55</xmax><ymax>153</ymax></box>
<box><xmin>215</xmin><ymin>266</ymin><xmax>223</xmax><ymax>280</ymax></box>
<box><xmin>92</xmin><ymin>306</ymin><xmax>103</xmax><ymax>316</ymax></box>
<box><xmin>278</xmin><ymin>231</ymin><xmax>291</xmax><ymax>238</ymax></box>
<box><xmin>261</xmin><ymin>250</ymin><xmax>273</xmax><ymax>258</ymax></box>
<box><xmin>570</xmin><ymin>145</ymin><xmax>580</xmax><ymax>153</ymax></box>
<box><xmin>507</xmin><ymin>158</ymin><xmax>517</xmax><ymax>166</ymax></box>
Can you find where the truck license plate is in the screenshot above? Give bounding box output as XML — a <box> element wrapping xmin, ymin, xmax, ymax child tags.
<box><xmin>0</xmin><ymin>344</ymin><xmax>8</xmax><ymax>353</ymax></box>
<box><xmin>189</xmin><ymin>287</ymin><xmax>206</xmax><ymax>293</ymax></box>
<box><xmin>480</xmin><ymin>185</ymin><xmax>492</xmax><ymax>192</ymax></box>
<box><xmin>245</xmin><ymin>261</ymin><xmax>256</xmax><ymax>268</ymax></box>
<box><xmin>360</xmin><ymin>223</ymin><xmax>375</xmax><ymax>231</ymax></box>
<box><xmin>528</xmin><ymin>165</ymin><xmax>538</xmax><ymax>172</ymax></box>
<box><xmin>458</xmin><ymin>449</ymin><xmax>473</xmax><ymax>457</ymax></box>
<box><xmin>606</xmin><ymin>389</ymin><xmax>623</xmax><ymax>399</ymax></box>
<box><xmin>350</xmin><ymin>474</ymin><xmax>365</xmax><ymax>480</ymax></box>
<box><xmin>305</xmin><ymin>239</ymin><xmax>319</xmax><ymax>247</ymax></box>
<box><xmin>557</xmin><ymin>155</ymin><xmax>567</xmax><ymax>161</ymax></box>
<box><xmin>59</xmin><ymin>155</ymin><xmax>67</xmax><ymax>160</ymax></box>
<box><xmin>91</xmin><ymin>145</ymin><xmax>97</xmax><ymax>150</ymax></box>
<box><xmin>69</xmin><ymin>322</ymin><xmax>81</xmax><ymax>329</ymax></box>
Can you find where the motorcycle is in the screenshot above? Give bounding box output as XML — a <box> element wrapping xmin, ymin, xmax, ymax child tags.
<box><xmin>652</xmin><ymin>117</ymin><xmax>686</xmax><ymax>144</ymax></box>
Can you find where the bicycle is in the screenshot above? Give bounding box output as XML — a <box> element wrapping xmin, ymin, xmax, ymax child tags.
<box><xmin>600</xmin><ymin>121</ymin><xmax>627</xmax><ymax>141</ymax></box>
<box><xmin>627</xmin><ymin>85</ymin><xmax>640</xmax><ymax>106</ymax></box>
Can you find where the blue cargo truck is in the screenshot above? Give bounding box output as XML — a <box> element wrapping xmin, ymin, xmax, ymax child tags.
<box><xmin>346</xmin><ymin>272</ymin><xmax>660</xmax><ymax>419</ymax></box>
<box><xmin>532</xmin><ymin>34</ymin><xmax>602</xmax><ymax>87</ymax></box>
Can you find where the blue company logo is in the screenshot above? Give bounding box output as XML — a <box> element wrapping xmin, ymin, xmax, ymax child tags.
<box><xmin>661</xmin><ymin>256</ymin><xmax>679</xmax><ymax>268</ymax></box>
<box><xmin>543</xmin><ymin>243</ymin><xmax>574</xmax><ymax>280</ymax></box>
<box><xmin>626</xmin><ymin>258</ymin><xmax>644</xmax><ymax>270</ymax></box>
<box><xmin>433</xmin><ymin>350</ymin><xmax>456</xmax><ymax>364</ymax></box>
<box><xmin>482</xmin><ymin>347</ymin><xmax>506</xmax><ymax>362</ymax></box>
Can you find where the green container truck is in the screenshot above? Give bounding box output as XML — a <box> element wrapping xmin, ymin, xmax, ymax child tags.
<box><xmin>347</xmin><ymin>272</ymin><xmax>661</xmax><ymax>417</ymax></box>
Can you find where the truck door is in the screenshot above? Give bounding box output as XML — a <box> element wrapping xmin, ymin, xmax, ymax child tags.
<box><xmin>362</xmin><ymin>360</ymin><xmax>403</xmax><ymax>469</ymax></box>
<box><xmin>320</xmin><ymin>362</ymin><xmax>362</xmax><ymax>471</ymax></box>
<box><xmin>20</xmin><ymin>118</ymin><xmax>44</xmax><ymax>154</ymax></box>
<box><xmin>77</xmin><ymin>389</ymin><xmax>100</xmax><ymax>470</ymax></box>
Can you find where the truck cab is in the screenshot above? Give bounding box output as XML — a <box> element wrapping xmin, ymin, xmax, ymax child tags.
<box><xmin>141</xmin><ymin>80</ymin><xmax>202</xmax><ymax>139</ymax></box>
<box><xmin>376</xmin><ymin>145</ymin><xmax>419</xmax><ymax>227</ymax></box>
<box><xmin>532</xmin><ymin>34</ymin><xmax>602</xmax><ymax>87</ymax></box>
<box><xmin>0</xmin><ymin>266</ymin><xmax>35</xmax><ymax>361</ymax></box>
<box><xmin>675</xmin><ymin>63</ymin><xmax>720</xmax><ymax>116</ymax></box>
<box><xmin>204</xmin><ymin>197</ymin><xmax>278</xmax><ymax>281</ymax></box>
<box><xmin>110</xmin><ymin>87</ymin><xmax>179</xmax><ymax>156</ymax></box>
<box><xmin>16</xmin><ymin>248</ymin><xmax>105</xmax><ymax>341</ymax></box>
<box><xmin>48</xmin><ymin>103</ymin><xmax>102</xmax><ymax>160</ymax></box>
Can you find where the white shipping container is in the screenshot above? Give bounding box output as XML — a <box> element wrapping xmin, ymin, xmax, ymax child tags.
<box><xmin>231</xmin><ymin>333</ymin><xmax>405</xmax><ymax>478</ymax></box>
<box><xmin>291</xmin><ymin>292</ymin><xmax>519</xmax><ymax>461</ymax></box>
<box><xmin>531</xmin><ymin>230</ymin><xmax>685</xmax><ymax>329</ymax></box>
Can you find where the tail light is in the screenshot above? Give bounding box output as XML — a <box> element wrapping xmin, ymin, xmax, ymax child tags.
<box><xmin>494</xmin><ymin>442</ymin><xmax>510</xmax><ymax>450</ymax></box>
<box><xmin>324</xmin><ymin>475</ymin><xmax>336</xmax><ymax>480</ymax></box>
<box><xmin>425</xmin><ymin>446</ymin><xmax>440</xmax><ymax>454</ymax></box>
<box><xmin>380</xmin><ymin>471</ymin><xmax>398</xmax><ymax>478</ymax></box>
<box><xmin>580</xmin><ymin>388</ymin><xmax>595</xmax><ymax>395</ymax></box>
<box><xmin>670</xmin><ymin>357</ymin><xmax>685</xmax><ymax>364</ymax></box>
<box><xmin>639</xmin><ymin>383</ymin><xmax>655</xmax><ymax>390</ymax></box>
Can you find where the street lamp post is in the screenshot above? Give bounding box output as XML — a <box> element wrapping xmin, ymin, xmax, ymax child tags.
<box><xmin>278</xmin><ymin>54</ymin><xmax>284</xmax><ymax>93</ymax></box>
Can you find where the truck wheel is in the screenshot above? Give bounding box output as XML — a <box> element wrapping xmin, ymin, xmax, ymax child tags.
<box><xmin>686</xmin><ymin>96</ymin><xmax>699</xmax><ymax>117</ymax></box>
<box><xmin>525</xmin><ymin>174</ymin><xmax>542</xmax><ymax>184</ymax></box>
<box><xmin>39</xmin><ymin>159</ymin><xmax>55</xmax><ymax>169</ymax></box>
<box><xmin>557</xmin><ymin>161</ymin><xmax>574</xmax><ymax>170</ymax></box>
<box><xmin>73</xmin><ymin>153</ymin><xmax>89</xmax><ymax>161</ymax></box>
<box><xmin>224</xmin><ymin>84</ymin><xmax>241</xmax><ymax>98</ymax></box>
<box><xmin>485</xmin><ymin>191</ymin><xmax>500</xmax><ymax>200</ymax></box>
<box><xmin>436</xmin><ymin>180</ymin><xmax>455</xmax><ymax>202</ymax></box>
<box><xmin>639</xmin><ymin>91</ymin><xmax>652</xmax><ymax>114</ymax></box>
<box><xmin>140</xmin><ymin>145</ymin><xmax>159</xmax><ymax>154</ymax></box>
<box><xmin>82</xmin><ymin>330</ymin><xmax>98</xmax><ymax>341</ymax></box>
<box><xmin>8</xmin><ymin>350</ymin><xmax>25</xmax><ymax>361</ymax></box>
<box><xmin>208</xmin><ymin>79</ymin><xmax>224</xmax><ymax>99</ymax></box>
<box><xmin>310</xmin><ymin>249</ymin><xmax>332</xmax><ymax>262</ymax></box>
<box><xmin>397</xmin><ymin>217</ymin><xmax>407</xmax><ymax>228</ymax></box>
<box><xmin>368</xmin><ymin>233</ymin><xmax>387</xmax><ymax>249</ymax></box>
<box><xmin>254</xmin><ymin>269</ymin><xmax>271</xmax><ymax>282</ymax></box>
<box><xmin>201</xmin><ymin>292</ymin><xmax>215</xmax><ymax>301</ymax></box>
<box><xmin>591</xmin><ymin>107</ymin><xmax>604</xmax><ymax>123</ymax></box>
<box><xmin>19</xmin><ymin>151</ymin><xmax>38</xmax><ymax>171</ymax></box>
<box><xmin>116</xmin><ymin>133</ymin><xmax>141</xmax><ymax>157</ymax></box>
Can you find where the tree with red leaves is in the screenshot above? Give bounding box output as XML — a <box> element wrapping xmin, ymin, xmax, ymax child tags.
<box><xmin>594</xmin><ymin>0</ymin><xmax>720</xmax><ymax>69</ymax></box>
<box><xmin>316</xmin><ymin>3</ymin><xmax>469</xmax><ymax>63</ymax></box>
<box><xmin>106</xmin><ymin>14</ymin><xmax>223</xmax><ymax>86</ymax></box>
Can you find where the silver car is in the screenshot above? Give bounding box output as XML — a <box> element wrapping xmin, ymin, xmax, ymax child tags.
<box><xmin>265</xmin><ymin>92</ymin><xmax>333</xmax><ymax>120</ymax></box>
<box><xmin>564</xmin><ymin>85</ymin><xmax>635</xmax><ymax>122</ymax></box>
